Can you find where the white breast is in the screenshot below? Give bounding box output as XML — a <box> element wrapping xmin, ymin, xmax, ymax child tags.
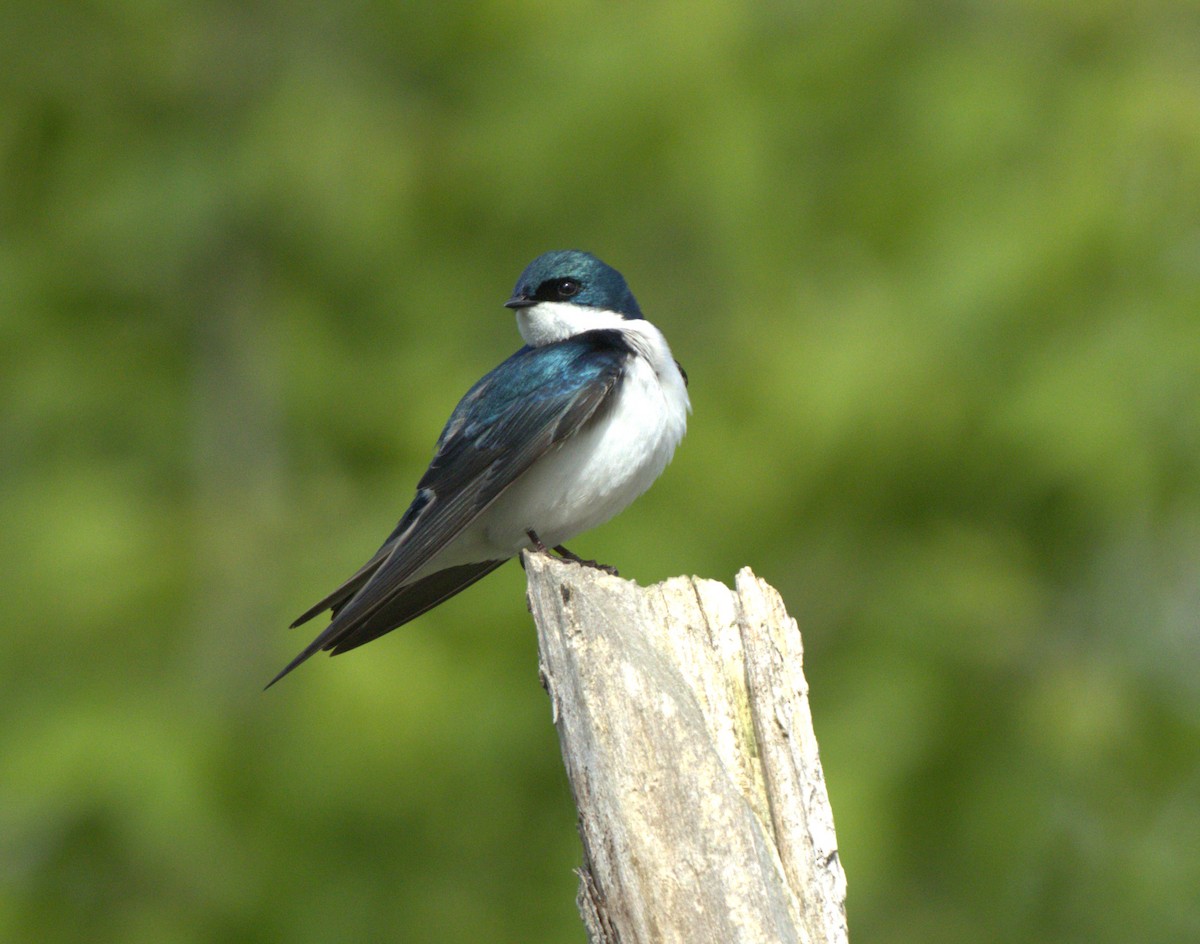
<box><xmin>468</xmin><ymin>314</ymin><xmax>690</xmax><ymax>557</ymax></box>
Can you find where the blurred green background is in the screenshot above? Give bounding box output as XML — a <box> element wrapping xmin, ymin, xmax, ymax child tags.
<box><xmin>4</xmin><ymin>1</ymin><xmax>1199</xmax><ymax>942</ymax></box>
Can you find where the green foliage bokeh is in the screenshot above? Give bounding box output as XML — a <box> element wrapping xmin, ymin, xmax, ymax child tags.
<box><xmin>4</xmin><ymin>2</ymin><xmax>1199</xmax><ymax>942</ymax></box>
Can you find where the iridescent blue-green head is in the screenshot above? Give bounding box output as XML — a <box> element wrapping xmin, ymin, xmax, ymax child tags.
<box><xmin>505</xmin><ymin>250</ymin><xmax>644</xmax><ymax>320</ymax></box>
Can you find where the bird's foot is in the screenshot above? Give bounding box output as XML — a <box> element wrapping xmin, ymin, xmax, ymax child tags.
<box><xmin>554</xmin><ymin>544</ymin><xmax>619</xmax><ymax>577</ymax></box>
<box><xmin>525</xmin><ymin>530</ymin><xmax>618</xmax><ymax>575</ymax></box>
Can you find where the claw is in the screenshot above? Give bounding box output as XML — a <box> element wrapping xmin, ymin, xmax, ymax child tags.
<box><xmin>554</xmin><ymin>544</ymin><xmax>619</xmax><ymax>577</ymax></box>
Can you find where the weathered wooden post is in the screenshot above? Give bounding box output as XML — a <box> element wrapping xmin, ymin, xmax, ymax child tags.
<box><xmin>524</xmin><ymin>552</ymin><xmax>848</xmax><ymax>944</ymax></box>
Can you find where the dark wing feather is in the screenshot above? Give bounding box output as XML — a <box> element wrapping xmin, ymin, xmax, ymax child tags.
<box><xmin>327</xmin><ymin>558</ymin><xmax>508</xmax><ymax>655</ymax></box>
<box><xmin>266</xmin><ymin>559</ymin><xmax>507</xmax><ymax>687</ymax></box>
<box><xmin>268</xmin><ymin>330</ymin><xmax>632</xmax><ymax>686</ymax></box>
<box><xmin>288</xmin><ymin>488</ymin><xmax>437</xmax><ymax>629</ymax></box>
<box><xmin>288</xmin><ymin>546</ymin><xmax>390</xmax><ymax>628</ymax></box>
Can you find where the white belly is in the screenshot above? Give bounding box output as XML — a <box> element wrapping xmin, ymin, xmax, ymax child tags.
<box><xmin>486</xmin><ymin>355</ymin><xmax>686</xmax><ymax>552</ymax></box>
<box><xmin>455</xmin><ymin>352</ymin><xmax>687</xmax><ymax>558</ymax></box>
<box><xmin>418</xmin><ymin>312</ymin><xmax>690</xmax><ymax>570</ymax></box>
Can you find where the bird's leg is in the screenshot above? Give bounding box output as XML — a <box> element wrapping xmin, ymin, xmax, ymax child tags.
<box><xmin>519</xmin><ymin>529</ymin><xmax>549</xmax><ymax>571</ymax></box>
<box><xmin>553</xmin><ymin>544</ymin><xmax>619</xmax><ymax>577</ymax></box>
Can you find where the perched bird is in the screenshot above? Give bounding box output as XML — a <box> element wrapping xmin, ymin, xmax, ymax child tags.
<box><xmin>268</xmin><ymin>250</ymin><xmax>690</xmax><ymax>686</ymax></box>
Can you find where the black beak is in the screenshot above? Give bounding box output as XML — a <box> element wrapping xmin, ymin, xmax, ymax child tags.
<box><xmin>504</xmin><ymin>294</ymin><xmax>535</xmax><ymax>310</ymax></box>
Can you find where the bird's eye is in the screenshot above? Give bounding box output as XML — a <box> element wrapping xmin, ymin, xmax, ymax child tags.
<box><xmin>556</xmin><ymin>278</ymin><xmax>581</xmax><ymax>299</ymax></box>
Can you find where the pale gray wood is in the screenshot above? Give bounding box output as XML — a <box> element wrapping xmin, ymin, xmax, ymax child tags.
<box><xmin>524</xmin><ymin>552</ymin><xmax>849</xmax><ymax>944</ymax></box>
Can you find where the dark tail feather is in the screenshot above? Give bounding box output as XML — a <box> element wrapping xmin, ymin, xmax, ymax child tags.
<box><xmin>289</xmin><ymin>554</ymin><xmax>388</xmax><ymax>629</ymax></box>
<box><xmin>265</xmin><ymin>634</ymin><xmax>334</xmax><ymax>690</ymax></box>
<box><xmin>328</xmin><ymin>558</ymin><xmax>507</xmax><ymax>655</ymax></box>
<box><xmin>265</xmin><ymin>559</ymin><xmax>507</xmax><ymax>689</ymax></box>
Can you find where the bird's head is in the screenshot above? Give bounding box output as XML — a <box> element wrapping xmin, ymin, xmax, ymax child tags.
<box><xmin>505</xmin><ymin>250</ymin><xmax>643</xmax><ymax>345</ymax></box>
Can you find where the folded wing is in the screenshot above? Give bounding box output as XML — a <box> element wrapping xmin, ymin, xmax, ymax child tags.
<box><xmin>268</xmin><ymin>329</ymin><xmax>633</xmax><ymax>686</ymax></box>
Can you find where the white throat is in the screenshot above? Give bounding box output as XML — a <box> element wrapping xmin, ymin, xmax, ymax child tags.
<box><xmin>516</xmin><ymin>301</ymin><xmax>630</xmax><ymax>346</ymax></box>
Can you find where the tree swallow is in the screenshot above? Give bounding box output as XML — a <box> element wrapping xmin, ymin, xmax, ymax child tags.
<box><xmin>268</xmin><ymin>250</ymin><xmax>690</xmax><ymax>686</ymax></box>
